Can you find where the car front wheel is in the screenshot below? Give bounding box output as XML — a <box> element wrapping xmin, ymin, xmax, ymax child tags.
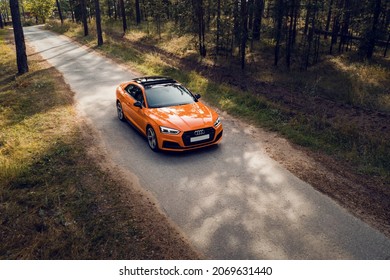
<box><xmin>147</xmin><ymin>126</ymin><xmax>159</xmax><ymax>152</ymax></box>
<box><xmin>117</xmin><ymin>101</ymin><xmax>125</xmax><ymax>121</ymax></box>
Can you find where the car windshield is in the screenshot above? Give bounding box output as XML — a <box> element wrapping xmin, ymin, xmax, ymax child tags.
<box><xmin>145</xmin><ymin>84</ymin><xmax>196</xmax><ymax>108</ymax></box>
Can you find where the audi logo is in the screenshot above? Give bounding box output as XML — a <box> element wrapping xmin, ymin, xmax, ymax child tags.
<box><xmin>194</xmin><ymin>129</ymin><xmax>205</xmax><ymax>136</ymax></box>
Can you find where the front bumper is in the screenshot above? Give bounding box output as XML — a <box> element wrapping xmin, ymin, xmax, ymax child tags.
<box><xmin>158</xmin><ymin>125</ymin><xmax>223</xmax><ymax>151</ymax></box>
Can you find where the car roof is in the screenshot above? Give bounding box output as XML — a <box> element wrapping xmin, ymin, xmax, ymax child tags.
<box><xmin>132</xmin><ymin>76</ymin><xmax>178</xmax><ymax>87</ymax></box>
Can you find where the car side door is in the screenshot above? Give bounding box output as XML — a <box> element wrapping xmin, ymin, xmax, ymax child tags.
<box><xmin>124</xmin><ymin>84</ymin><xmax>148</xmax><ymax>133</ymax></box>
<box><xmin>121</xmin><ymin>84</ymin><xmax>136</xmax><ymax>123</ymax></box>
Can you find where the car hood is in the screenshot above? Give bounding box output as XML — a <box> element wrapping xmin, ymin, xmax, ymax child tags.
<box><xmin>147</xmin><ymin>102</ymin><xmax>216</xmax><ymax>131</ymax></box>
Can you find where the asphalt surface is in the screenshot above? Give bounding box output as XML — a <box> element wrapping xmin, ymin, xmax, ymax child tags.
<box><xmin>24</xmin><ymin>25</ymin><xmax>390</xmax><ymax>259</ymax></box>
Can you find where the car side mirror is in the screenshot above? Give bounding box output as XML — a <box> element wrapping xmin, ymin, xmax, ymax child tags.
<box><xmin>134</xmin><ymin>101</ymin><xmax>142</xmax><ymax>108</ymax></box>
<box><xmin>194</xmin><ymin>93</ymin><xmax>201</xmax><ymax>100</ymax></box>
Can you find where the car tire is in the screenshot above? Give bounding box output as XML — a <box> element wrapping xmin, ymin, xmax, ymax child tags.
<box><xmin>147</xmin><ymin>126</ymin><xmax>159</xmax><ymax>152</ymax></box>
<box><xmin>117</xmin><ymin>101</ymin><xmax>125</xmax><ymax>121</ymax></box>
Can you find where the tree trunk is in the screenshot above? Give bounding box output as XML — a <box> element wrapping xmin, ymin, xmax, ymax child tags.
<box><xmin>5</xmin><ymin>7</ymin><xmax>10</xmax><ymax>22</ymax></box>
<box><xmin>69</xmin><ymin>0</ymin><xmax>75</xmax><ymax>22</ymax></box>
<box><xmin>252</xmin><ymin>0</ymin><xmax>264</xmax><ymax>41</ymax></box>
<box><xmin>95</xmin><ymin>0</ymin><xmax>103</xmax><ymax>46</ymax></box>
<box><xmin>107</xmin><ymin>0</ymin><xmax>112</xmax><ymax>18</ymax></box>
<box><xmin>216</xmin><ymin>0</ymin><xmax>221</xmax><ymax>55</ymax></box>
<box><xmin>114</xmin><ymin>0</ymin><xmax>118</xmax><ymax>20</ymax></box>
<box><xmin>56</xmin><ymin>0</ymin><xmax>64</xmax><ymax>25</ymax></box>
<box><xmin>338</xmin><ymin>0</ymin><xmax>351</xmax><ymax>53</ymax></box>
<box><xmin>241</xmin><ymin>0</ymin><xmax>248</xmax><ymax>69</ymax></box>
<box><xmin>135</xmin><ymin>0</ymin><xmax>141</xmax><ymax>25</ymax></box>
<box><xmin>9</xmin><ymin>0</ymin><xmax>28</xmax><ymax>74</ymax></box>
<box><xmin>248</xmin><ymin>0</ymin><xmax>254</xmax><ymax>32</ymax></box>
<box><xmin>314</xmin><ymin>34</ymin><xmax>320</xmax><ymax>64</ymax></box>
<box><xmin>193</xmin><ymin>0</ymin><xmax>206</xmax><ymax>57</ymax></box>
<box><xmin>233</xmin><ymin>0</ymin><xmax>240</xmax><ymax>46</ymax></box>
<box><xmin>303</xmin><ymin>1</ymin><xmax>310</xmax><ymax>36</ymax></box>
<box><xmin>163</xmin><ymin>0</ymin><xmax>170</xmax><ymax>20</ymax></box>
<box><xmin>366</xmin><ymin>0</ymin><xmax>382</xmax><ymax>59</ymax></box>
<box><xmin>274</xmin><ymin>0</ymin><xmax>284</xmax><ymax>66</ymax></box>
<box><xmin>292</xmin><ymin>0</ymin><xmax>299</xmax><ymax>46</ymax></box>
<box><xmin>0</xmin><ymin>11</ymin><xmax>4</xmax><ymax>29</ymax></box>
<box><xmin>119</xmin><ymin>0</ymin><xmax>127</xmax><ymax>33</ymax></box>
<box><xmin>330</xmin><ymin>13</ymin><xmax>340</xmax><ymax>54</ymax></box>
<box><xmin>81</xmin><ymin>0</ymin><xmax>89</xmax><ymax>36</ymax></box>
<box><xmin>384</xmin><ymin>34</ymin><xmax>390</xmax><ymax>57</ymax></box>
<box><xmin>286</xmin><ymin>0</ymin><xmax>295</xmax><ymax>69</ymax></box>
<box><xmin>324</xmin><ymin>0</ymin><xmax>334</xmax><ymax>39</ymax></box>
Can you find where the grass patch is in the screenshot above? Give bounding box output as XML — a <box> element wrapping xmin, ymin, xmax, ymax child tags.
<box><xmin>45</xmin><ymin>20</ymin><xmax>389</xmax><ymax>181</ymax></box>
<box><xmin>0</xmin><ymin>28</ymin><xmax>197</xmax><ymax>259</ymax></box>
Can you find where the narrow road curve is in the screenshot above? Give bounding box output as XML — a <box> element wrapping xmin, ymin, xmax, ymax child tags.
<box><xmin>24</xmin><ymin>26</ymin><xmax>390</xmax><ymax>259</ymax></box>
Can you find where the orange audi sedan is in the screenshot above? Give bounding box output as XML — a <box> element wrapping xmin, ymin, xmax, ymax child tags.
<box><xmin>116</xmin><ymin>76</ymin><xmax>223</xmax><ymax>152</ymax></box>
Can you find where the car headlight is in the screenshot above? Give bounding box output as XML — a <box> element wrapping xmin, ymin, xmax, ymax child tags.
<box><xmin>160</xmin><ymin>126</ymin><xmax>180</xmax><ymax>135</ymax></box>
<box><xmin>214</xmin><ymin>117</ymin><xmax>221</xmax><ymax>127</ymax></box>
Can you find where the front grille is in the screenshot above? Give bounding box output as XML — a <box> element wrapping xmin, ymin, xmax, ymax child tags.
<box><xmin>182</xmin><ymin>127</ymin><xmax>215</xmax><ymax>146</ymax></box>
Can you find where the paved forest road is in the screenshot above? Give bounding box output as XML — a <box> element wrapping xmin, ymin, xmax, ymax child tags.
<box><xmin>24</xmin><ymin>26</ymin><xmax>390</xmax><ymax>259</ymax></box>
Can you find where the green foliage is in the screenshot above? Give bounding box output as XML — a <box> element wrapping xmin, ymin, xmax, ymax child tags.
<box><xmin>0</xmin><ymin>0</ymin><xmax>9</xmax><ymax>14</ymax></box>
<box><xmin>24</xmin><ymin>0</ymin><xmax>55</xmax><ymax>23</ymax></box>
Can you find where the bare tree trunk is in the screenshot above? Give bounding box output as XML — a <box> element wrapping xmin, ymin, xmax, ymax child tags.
<box><xmin>69</xmin><ymin>0</ymin><xmax>75</xmax><ymax>22</ymax></box>
<box><xmin>119</xmin><ymin>0</ymin><xmax>127</xmax><ymax>33</ymax></box>
<box><xmin>0</xmin><ymin>11</ymin><xmax>4</xmax><ymax>29</ymax></box>
<box><xmin>325</xmin><ymin>0</ymin><xmax>334</xmax><ymax>39</ymax></box>
<box><xmin>81</xmin><ymin>0</ymin><xmax>89</xmax><ymax>36</ymax></box>
<box><xmin>366</xmin><ymin>0</ymin><xmax>382</xmax><ymax>59</ymax></box>
<box><xmin>240</xmin><ymin>0</ymin><xmax>248</xmax><ymax>69</ymax></box>
<box><xmin>95</xmin><ymin>0</ymin><xmax>103</xmax><ymax>46</ymax></box>
<box><xmin>338</xmin><ymin>0</ymin><xmax>351</xmax><ymax>53</ymax></box>
<box><xmin>135</xmin><ymin>0</ymin><xmax>141</xmax><ymax>25</ymax></box>
<box><xmin>5</xmin><ymin>7</ymin><xmax>10</xmax><ymax>22</ymax></box>
<box><xmin>107</xmin><ymin>0</ymin><xmax>112</xmax><ymax>18</ymax></box>
<box><xmin>248</xmin><ymin>0</ymin><xmax>254</xmax><ymax>32</ymax></box>
<box><xmin>56</xmin><ymin>0</ymin><xmax>64</xmax><ymax>25</ymax></box>
<box><xmin>163</xmin><ymin>0</ymin><xmax>170</xmax><ymax>20</ymax></box>
<box><xmin>303</xmin><ymin>1</ymin><xmax>310</xmax><ymax>36</ymax></box>
<box><xmin>9</xmin><ymin>0</ymin><xmax>28</xmax><ymax>74</ymax></box>
<box><xmin>330</xmin><ymin>11</ymin><xmax>340</xmax><ymax>54</ymax></box>
<box><xmin>233</xmin><ymin>0</ymin><xmax>240</xmax><ymax>46</ymax></box>
<box><xmin>252</xmin><ymin>0</ymin><xmax>264</xmax><ymax>41</ymax></box>
<box><xmin>216</xmin><ymin>0</ymin><xmax>221</xmax><ymax>55</ymax></box>
<box><xmin>286</xmin><ymin>0</ymin><xmax>295</xmax><ymax>69</ymax></box>
<box><xmin>114</xmin><ymin>0</ymin><xmax>118</xmax><ymax>20</ymax></box>
<box><xmin>193</xmin><ymin>0</ymin><xmax>206</xmax><ymax>57</ymax></box>
<box><xmin>292</xmin><ymin>0</ymin><xmax>299</xmax><ymax>46</ymax></box>
<box><xmin>384</xmin><ymin>34</ymin><xmax>390</xmax><ymax>57</ymax></box>
<box><xmin>274</xmin><ymin>0</ymin><xmax>284</xmax><ymax>66</ymax></box>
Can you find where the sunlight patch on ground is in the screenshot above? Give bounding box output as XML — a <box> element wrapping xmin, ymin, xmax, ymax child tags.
<box><xmin>182</xmin><ymin>145</ymin><xmax>320</xmax><ymax>258</ymax></box>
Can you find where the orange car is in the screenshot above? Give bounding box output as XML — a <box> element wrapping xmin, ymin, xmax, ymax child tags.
<box><xmin>116</xmin><ymin>76</ymin><xmax>223</xmax><ymax>152</ymax></box>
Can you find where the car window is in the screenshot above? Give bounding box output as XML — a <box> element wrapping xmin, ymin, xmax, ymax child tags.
<box><xmin>125</xmin><ymin>84</ymin><xmax>145</xmax><ymax>105</ymax></box>
<box><xmin>145</xmin><ymin>84</ymin><xmax>196</xmax><ymax>108</ymax></box>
